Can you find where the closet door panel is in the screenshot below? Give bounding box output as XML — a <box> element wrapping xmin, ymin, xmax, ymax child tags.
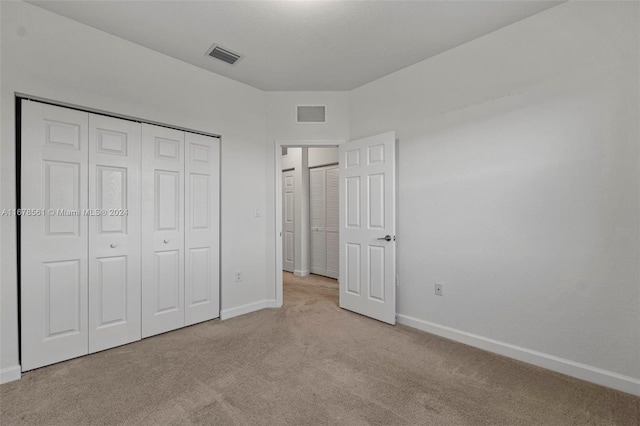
<box><xmin>185</xmin><ymin>133</ymin><xmax>220</xmax><ymax>325</ymax></box>
<box><xmin>142</xmin><ymin>124</ymin><xmax>185</xmax><ymax>337</ymax></box>
<box><xmin>21</xmin><ymin>101</ymin><xmax>89</xmax><ymax>371</ymax></box>
<box><xmin>88</xmin><ymin>114</ymin><xmax>141</xmax><ymax>353</ymax></box>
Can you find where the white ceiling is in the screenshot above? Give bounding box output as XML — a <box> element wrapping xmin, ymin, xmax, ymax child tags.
<box><xmin>28</xmin><ymin>1</ymin><xmax>562</xmax><ymax>91</ymax></box>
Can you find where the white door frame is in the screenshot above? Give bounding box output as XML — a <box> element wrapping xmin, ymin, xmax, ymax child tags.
<box><xmin>274</xmin><ymin>140</ymin><xmax>344</xmax><ymax>307</ymax></box>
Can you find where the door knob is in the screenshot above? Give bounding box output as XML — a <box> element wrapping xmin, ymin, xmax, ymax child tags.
<box><xmin>377</xmin><ymin>235</ymin><xmax>392</xmax><ymax>242</ymax></box>
<box><xmin>164</xmin><ymin>239</ymin><xmax>169</xmax><ymax>244</ymax></box>
<box><xmin>110</xmin><ymin>243</ymin><xmax>117</xmax><ymax>248</ymax></box>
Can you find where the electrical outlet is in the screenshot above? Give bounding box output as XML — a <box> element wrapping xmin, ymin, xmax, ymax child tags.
<box><xmin>235</xmin><ymin>272</ymin><xmax>243</xmax><ymax>282</ymax></box>
<box><xmin>434</xmin><ymin>283</ymin><xmax>443</xmax><ymax>296</ymax></box>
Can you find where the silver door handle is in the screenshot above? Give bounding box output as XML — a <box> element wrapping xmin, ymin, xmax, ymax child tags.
<box><xmin>377</xmin><ymin>235</ymin><xmax>392</xmax><ymax>242</ymax></box>
<box><xmin>164</xmin><ymin>239</ymin><xmax>169</xmax><ymax>244</ymax></box>
<box><xmin>110</xmin><ymin>243</ymin><xmax>117</xmax><ymax>248</ymax></box>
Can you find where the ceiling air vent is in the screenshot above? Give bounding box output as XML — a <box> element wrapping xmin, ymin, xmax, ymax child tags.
<box><xmin>207</xmin><ymin>44</ymin><xmax>242</xmax><ymax>65</ymax></box>
<box><xmin>297</xmin><ymin>106</ymin><xmax>326</xmax><ymax>123</ymax></box>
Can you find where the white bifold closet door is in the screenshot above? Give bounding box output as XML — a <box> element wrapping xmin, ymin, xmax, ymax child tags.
<box><xmin>21</xmin><ymin>100</ymin><xmax>220</xmax><ymax>370</ymax></box>
<box><xmin>141</xmin><ymin>125</ymin><xmax>185</xmax><ymax>337</ymax></box>
<box><xmin>141</xmin><ymin>124</ymin><xmax>219</xmax><ymax>338</ymax></box>
<box><xmin>309</xmin><ymin>165</ymin><xmax>339</xmax><ymax>279</ymax></box>
<box><xmin>88</xmin><ymin>114</ymin><xmax>142</xmax><ymax>353</ymax></box>
<box><xmin>21</xmin><ymin>102</ymin><xmax>90</xmax><ymax>371</ymax></box>
<box><xmin>184</xmin><ymin>132</ymin><xmax>220</xmax><ymax>326</ymax></box>
<box><xmin>21</xmin><ymin>101</ymin><xmax>141</xmax><ymax>370</ymax></box>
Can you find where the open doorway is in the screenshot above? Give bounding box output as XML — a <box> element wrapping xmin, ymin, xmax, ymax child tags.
<box><xmin>274</xmin><ymin>140</ymin><xmax>343</xmax><ymax>307</ymax></box>
<box><xmin>281</xmin><ymin>147</ymin><xmax>339</xmax><ymax>279</ymax></box>
<box><xmin>274</xmin><ymin>133</ymin><xmax>397</xmax><ymax>324</ymax></box>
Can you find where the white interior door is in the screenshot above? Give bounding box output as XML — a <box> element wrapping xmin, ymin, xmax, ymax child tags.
<box><xmin>141</xmin><ymin>124</ymin><xmax>185</xmax><ymax>338</ymax></box>
<box><xmin>21</xmin><ymin>101</ymin><xmax>89</xmax><ymax>370</ymax></box>
<box><xmin>310</xmin><ymin>165</ymin><xmax>339</xmax><ymax>279</ymax></box>
<box><xmin>88</xmin><ymin>114</ymin><xmax>141</xmax><ymax>353</ymax></box>
<box><xmin>339</xmin><ymin>131</ymin><xmax>396</xmax><ymax>324</ymax></box>
<box><xmin>282</xmin><ymin>170</ymin><xmax>295</xmax><ymax>273</ymax></box>
<box><xmin>185</xmin><ymin>133</ymin><xmax>220</xmax><ymax>325</ymax></box>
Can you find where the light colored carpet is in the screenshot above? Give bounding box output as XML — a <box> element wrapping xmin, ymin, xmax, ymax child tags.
<box><xmin>1</xmin><ymin>272</ymin><xmax>638</xmax><ymax>425</ymax></box>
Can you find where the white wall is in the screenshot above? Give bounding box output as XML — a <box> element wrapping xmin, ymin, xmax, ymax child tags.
<box><xmin>0</xmin><ymin>1</ymin><xmax>268</xmax><ymax>381</ymax></box>
<box><xmin>266</xmin><ymin>92</ymin><xmax>349</xmax><ymax>142</ymax></box>
<box><xmin>281</xmin><ymin>147</ymin><xmax>301</xmax><ymax>171</ymax></box>
<box><xmin>351</xmin><ymin>1</ymin><xmax>639</xmax><ymax>393</ymax></box>
<box><xmin>308</xmin><ymin>147</ymin><xmax>338</xmax><ymax>168</ymax></box>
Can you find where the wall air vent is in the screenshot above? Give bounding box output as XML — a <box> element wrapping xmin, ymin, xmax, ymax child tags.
<box><xmin>297</xmin><ymin>106</ymin><xmax>326</xmax><ymax>123</ymax></box>
<box><xmin>206</xmin><ymin>44</ymin><xmax>243</xmax><ymax>65</ymax></box>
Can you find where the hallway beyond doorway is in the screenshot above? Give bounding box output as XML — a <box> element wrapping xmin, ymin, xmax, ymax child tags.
<box><xmin>283</xmin><ymin>272</ymin><xmax>338</xmax><ymax>305</ymax></box>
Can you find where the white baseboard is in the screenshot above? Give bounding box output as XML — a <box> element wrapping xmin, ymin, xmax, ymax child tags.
<box><xmin>0</xmin><ymin>365</ymin><xmax>21</xmax><ymax>384</ymax></box>
<box><xmin>221</xmin><ymin>299</ymin><xmax>278</xmax><ymax>320</ymax></box>
<box><xmin>264</xmin><ymin>299</ymin><xmax>278</xmax><ymax>308</ymax></box>
<box><xmin>293</xmin><ymin>269</ymin><xmax>310</xmax><ymax>277</ymax></box>
<box><xmin>397</xmin><ymin>314</ymin><xmax>640</xmax><ymax>397</ymax></box>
